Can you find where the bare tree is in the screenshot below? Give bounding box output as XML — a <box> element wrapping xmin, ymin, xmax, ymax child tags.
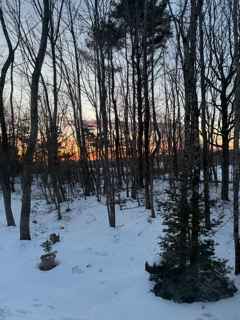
<box><xmin>0</xmin><ymin>0</ymin><xmax>20</xmax><ymax>226</ymax></box>
<box><xmin>20</xmin><ymin>0</ymin><xmax>50</xmax><ymax>240</ymax></box>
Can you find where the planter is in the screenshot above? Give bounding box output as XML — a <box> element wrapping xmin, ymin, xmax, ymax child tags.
<box><xmin>39</xmin><ymin>251</ymin><xmax>58</xmax><ymax>271</ymax></box>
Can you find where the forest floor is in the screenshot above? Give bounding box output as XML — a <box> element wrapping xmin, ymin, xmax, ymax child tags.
<box><xmin>0</xmin><ymin>180</ymin><xmax>239</xmax><ymax>320</ymax></box>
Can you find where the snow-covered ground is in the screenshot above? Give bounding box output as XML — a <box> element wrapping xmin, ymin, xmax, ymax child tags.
<box><xmin>0</xmin><ymin>182</ymin><xmax>239</xmax><ymax>320</ymax></box>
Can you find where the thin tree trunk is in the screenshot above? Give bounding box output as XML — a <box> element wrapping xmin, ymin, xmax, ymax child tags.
<box><xmin>199</xmin><ymin>1</ymin><xmax>211</xmax><ymax>229</ymax></box>
<box><xmin>233</xmin><ymin>0</ymin><xmax>240</xmax><ymax>275</ymax></box>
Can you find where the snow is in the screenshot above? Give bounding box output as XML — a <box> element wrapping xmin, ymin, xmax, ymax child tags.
<box><xmin>0</xmin><ymin>182</ymin><xmax>239</xmax><ymax>320</ymax></box>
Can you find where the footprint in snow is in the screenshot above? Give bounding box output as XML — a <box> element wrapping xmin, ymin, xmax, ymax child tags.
<box><xmin>86</xmin><ymin>217</ymin><xmax>96</xmax><ymax>224</ymax></box>
<box><xmin>113</xmin><ymin>234</ymin><xmax>120</xmax><ymax>243</ymax></box>
<box><xmin>196</xmin><ymin>313</ymin><xmax>218</xmax><ymax>320</ymax></box>
<box><xmin>94</xmin><ymin>251</ymin><xmax>108</xmax><ymax>257</ymax></box>
<box><xmin>47</xmin><ymin>305</ymin><xmax>55</xmax><ymax>310</ymax></box>
<box><xmin>16</xmin><ymin>309</ymin><xmax>30</xmax><ymax>315</ymax></box>
<box><xmin>202</xmin><ymin>313</ymin><xmax>214</xmax><ymax>318</ymax></box>
<box><xmin>99</xmin><ymin>280</ymin><xmax>106</xmax><ymax>285</ymax></box>
<box><xmin>202</xmin><ymin>312</ymin><xmax>218</xmax><ymax>320</ymax></box>
<box><xmin>72</xmin><ymin>265</ymin><xmax>84</xmax><ymax>274</ymax></box>
<box><xmin>0</xmin><ymin>307</ymin><xmax>10</xmax><ymax>320</ymax></box>
<box><xmin>32</xmin><ymin>303</ymin><xmax>43</xmax><ymax>308</ymax></box>
<box><xmin>62</xmin><ymin>317</ymin><xmax>88</xmax><ymax>320</ymax></box>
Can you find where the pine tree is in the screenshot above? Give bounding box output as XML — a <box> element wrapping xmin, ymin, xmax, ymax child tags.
<box><xmin>111</xmin><ymin>0</ymin><xmax>171</xmax><ymax>52</ymax></box>
<box><xmin>146</xmin><ymin>185</ymin><xmax>237</xmax><ymax>302</ymax></box>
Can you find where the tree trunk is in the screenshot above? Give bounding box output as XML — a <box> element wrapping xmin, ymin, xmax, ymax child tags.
<box><xmin>143</xmin><ymin>0</ymin><xmax>151</xmax><ymax>210</ymax></box>
<box><xmin>20</xmin><ymin>0</ymin><xmax>50</xmax><ymax>240</ymax></box>
<box><xmin>199</xmin><ymin>1</ymin><xmax>211</xmax><ymax>229</ymax></box>
<box><xmin>233</xmin><ymin>0</ymin><xmax>240</xmax><ymax>275</ymax></box>
<box><xmin>0</xmin><ymin>5</ymin><xmax>16</xmax><ymax>226</ymax></box>
<box><xmin>221</xmin><ymin>94</ymin><xmax>229</xmax><ymax>201</ymax></box>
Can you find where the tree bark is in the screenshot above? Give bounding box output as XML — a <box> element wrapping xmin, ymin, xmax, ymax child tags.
<box><xmin>20</xmin><ymin>0</ymin><xmax>50</xmax><ymax>240</ymax></box>
<box><xmin>0</xmin><ymin>5</ymin><xmax>16</xmax><ymax>226</ymax></box>
<box><xmin>233</xmin><ymin>0</ymin><xmax>240</xmax><ymax>275</ymax></box>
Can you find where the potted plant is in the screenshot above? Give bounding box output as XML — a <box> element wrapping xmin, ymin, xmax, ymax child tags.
<box><xmin>39</xmin><ymin>240</ymin><xmax>58</xmax><ymax>271</ymax></box>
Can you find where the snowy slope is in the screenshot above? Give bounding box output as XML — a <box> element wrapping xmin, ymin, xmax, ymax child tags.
<box><xmin>0</xmin><ymin>185</ymin><xmax>239</xmax><ymax>320</ymax></box>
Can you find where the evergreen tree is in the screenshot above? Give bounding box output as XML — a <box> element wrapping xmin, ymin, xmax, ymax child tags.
<box><xmin>146</xmin><ymin>185</ymin><xmax>237</xmax><ymax>302</ymax></box>
<box><xmin>111</xmin><ymin>0</ymin><xmax>171</xmax><ymax>52</ymax></box>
